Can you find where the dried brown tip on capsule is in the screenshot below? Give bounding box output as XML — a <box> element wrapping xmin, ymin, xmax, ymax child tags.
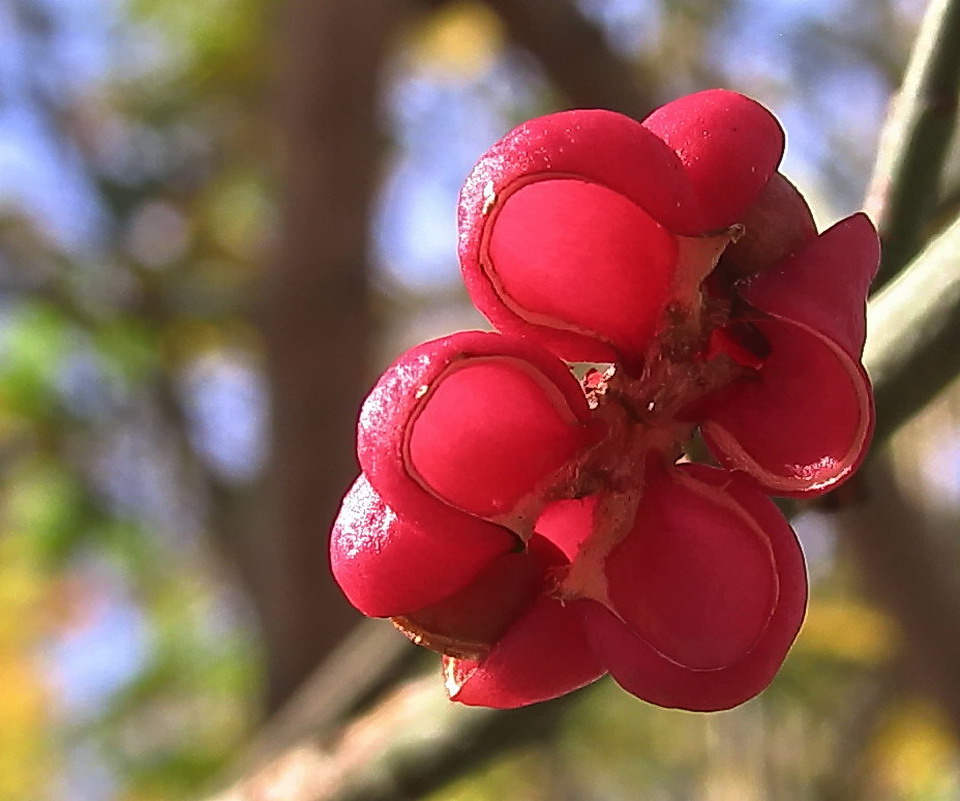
<box><xmin>719</xmin><ymin>173</ymin><xmax>817</xmax><ymax>278</ymax></box>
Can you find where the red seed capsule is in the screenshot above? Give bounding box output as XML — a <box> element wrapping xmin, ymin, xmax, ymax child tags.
<box><xmin>331</xmin><ymin>89</ymin><xmax>879</xmax><ymax>712</ymax></box>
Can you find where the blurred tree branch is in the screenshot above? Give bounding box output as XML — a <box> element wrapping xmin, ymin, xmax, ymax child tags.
<box><xmin>865</xmin><ymin>0</ymin><xmax>960</xmax><ymax>287</ymax></box>
<box><xmin>228</xmin><ymin>620</ymin><xmax>419</xmax><ymax>775</ymax></box>
<box><xmin>425</xmin><ymin>0</ymin><xmax>657</xmax><ymax>117</ymax></box>
<box><xmin>209</xmin><ymin>674</ymin><xmax>572</xmax><ymax>801</ymax></box>
<box><xmin>866</xmin><ymin>212</ymin><xmax>960</xmax><ymax>440</ymax></box>
<box><xmin>478</xmin><ymin>0</ymin><xmax>655</xmax><ymax>117</ymax></box>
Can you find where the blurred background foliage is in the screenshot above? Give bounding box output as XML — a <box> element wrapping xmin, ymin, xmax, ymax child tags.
<box><xmin>1</xmin><ymin>0</ymin><xmax>959</xmax><ymax>799</ymax></box>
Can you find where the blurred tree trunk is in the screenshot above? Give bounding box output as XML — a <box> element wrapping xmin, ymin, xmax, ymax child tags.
<box><xmin>840</xmin><ymin>459</ymin><xmax>960</xmax><ymax>740</ymax></box>
<box><xmin>256</xmin><ymin>0</ymin><xmax>412</xmax><ymax>712</ymax></box>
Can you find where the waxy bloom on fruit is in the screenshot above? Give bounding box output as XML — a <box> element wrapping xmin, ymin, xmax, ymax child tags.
<box><xmin>331</xmin><ymin>89</ymin><xmax>880</xmax><ymax>711</ymax></box>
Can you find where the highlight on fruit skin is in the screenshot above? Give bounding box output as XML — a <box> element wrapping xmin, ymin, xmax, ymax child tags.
<box><xmin>330</xmin><ymin>88</ymin><xmax>880</xmax><ymax>712</ymax></box>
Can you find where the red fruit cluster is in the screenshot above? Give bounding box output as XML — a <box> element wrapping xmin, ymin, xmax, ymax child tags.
<box><xmin>331</xmin><ymin>89</ymin><xmax>880</xmax><ymax>711</ymax></box>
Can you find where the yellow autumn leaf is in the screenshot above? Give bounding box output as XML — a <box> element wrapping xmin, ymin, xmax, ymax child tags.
<box><xmin>796</xmin><ymin>598</ymin><xmax>898</xmax><ymax>663</ymax></box>
<box><xmin>410</xmin><ymin>1</ymin><xmax>504</xmax><ymax>76</ymax></box>
<box><xmin>0</xmin><ymin>533</ymin><xmax>53</xmax><ymax>801</ymax></box>
<box><xmin>869</xmin><ymin>701</ymin><xmax>958</xmax><ymax>798</ymax></box>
